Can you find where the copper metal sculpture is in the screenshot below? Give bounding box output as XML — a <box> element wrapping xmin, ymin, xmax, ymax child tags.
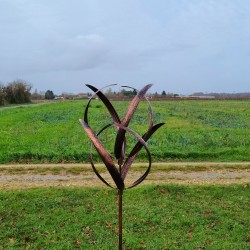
<box><xmin>80</xmin><ymin>84</ymin><xmax>164</xmax><ymax>249</ymax></box>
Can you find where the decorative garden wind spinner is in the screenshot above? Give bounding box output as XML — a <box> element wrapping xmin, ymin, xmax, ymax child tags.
<box><xmin>80</xmin><ymin>84</ymin><xmax>164</xmax><ymax>249</ymax></box>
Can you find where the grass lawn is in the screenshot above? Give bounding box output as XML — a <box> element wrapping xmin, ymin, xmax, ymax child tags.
<box><xmin>0</xmin><ymin>184</ymin><xmax>249</xmax><ymax>249</ymax></box>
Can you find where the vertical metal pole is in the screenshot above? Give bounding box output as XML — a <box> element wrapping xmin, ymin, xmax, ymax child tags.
<box><xmin>118</xmin><ymin>189</ymin><xmax>123</xmax><ymax>250</ymax></box>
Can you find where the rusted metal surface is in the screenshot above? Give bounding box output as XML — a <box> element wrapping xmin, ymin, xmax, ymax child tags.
<box><xmin>80</xmin><ymin>84</ymin><xmax>164</xmax><ymax>249</ymax></box>
<box><xmin>80</xmin><ymin>84</ymin><xmax>164</xmax><ymax>190</ymax></box>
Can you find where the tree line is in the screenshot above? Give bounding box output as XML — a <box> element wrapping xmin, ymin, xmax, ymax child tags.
<box><xmin>0</xmin><ymin>81</ymin><xmax>170</xmax><ymax>105</ymax></box>
<box><xmin>191</xmin><ymin>92</ymin><xmax>250</xmax><ymax>98</ymax></box>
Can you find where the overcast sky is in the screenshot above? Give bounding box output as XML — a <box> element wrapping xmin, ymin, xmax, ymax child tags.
<box><xmin>0</xmin><ymin>0</ymin><xmax>250</xmax><ymax>95</ymax></box>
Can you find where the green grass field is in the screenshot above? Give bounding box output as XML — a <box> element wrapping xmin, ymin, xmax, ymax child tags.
<box><xmin>0</xmin><ymin>185</ymin><xmax>249</xmax><ymax>249</ymax></box>
<box><xmin>0</xmin><ymin>99</ymin><xmax>249</xmax><ymax>163</ymax></box>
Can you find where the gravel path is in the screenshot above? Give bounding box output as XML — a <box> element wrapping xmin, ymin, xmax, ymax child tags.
<box><xmin>0</xmin><ymin>162</ymin><xmax>249</xmax><ymax>189</ymax></box>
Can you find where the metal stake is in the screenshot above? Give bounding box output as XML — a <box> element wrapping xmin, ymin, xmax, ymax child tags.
<box><xmin>118</xmin><ymin>189</ymin><xmax>123</xmax><ymax>250</ymax></box>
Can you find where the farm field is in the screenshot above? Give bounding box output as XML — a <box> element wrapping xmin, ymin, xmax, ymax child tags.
<box><xmin>0</xmin><ymin>185</ymin><xmax>249</xmax><ymax>249</ymax></box>
<box><xmin>0</xmin><ymin>99</ymin><xmax>249</xmax><ymax>163</ymax></box>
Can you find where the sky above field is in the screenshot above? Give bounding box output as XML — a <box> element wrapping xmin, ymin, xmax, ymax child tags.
<box><xmin>0</xmin><ymin>0</ymin><xmax>250</xmax><ymax>95</ymax></box>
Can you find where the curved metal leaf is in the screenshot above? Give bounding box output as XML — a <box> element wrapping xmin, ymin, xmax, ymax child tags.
<box><xmin>128</xmin><ymin>123</ymin><xmax>165</xmax><ymax>158</ymax></box>
<box><xmin>86</xmin><ymin>84</ymin><xmax>121</xmax><ymax>123</ymax></box>
<box><xmin>113</xmin><ymin>122</ymin><xmax>152</xmax><ymax>186</ymax></box>
<box><xmin>80</xmin><ymin>119</ymin><xmax>124</xmax><ymax>190</ymax></box>
<box><xmin>85</xmin><ymin>85</ymin><xmax>126</xmax><ymax>165</ymax></box>
<box><xmin>89</xmin><ymin>123</ymin><xmax>116</xmax><ymax>189</ymax></box>
<box><xmin>121</xmin><ymin>123</ymin><xmax>165</xmax><ymax>180</ymax></box>
<box><xmin>121</xmin><ymin>85</ymin><xmax>154</xmax><ymax>130</ymax></box>
<box><xmin>89</xmin><ymin>145</ymin><xmax>115</xmax><ymax>189</ymax></box>
<box><xmin>114</xmin><ymin>84</ymin><xmax>152</xmax><ymax>160</ymax></box>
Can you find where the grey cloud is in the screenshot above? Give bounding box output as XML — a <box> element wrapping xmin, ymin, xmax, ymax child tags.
<box><xmin>30</xmin><ymin>34</ymin><xmax>110</xmax><ymax>72</ymax></box>
<box><xmin>0</xmin><ymin>0</ymin><xmax>250</xmax><ymax>94</ymax></box>
<box><xmin>2</xmin><ymin>33</ymin><xmax>110</xmax><ymax>74</ymax></box>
